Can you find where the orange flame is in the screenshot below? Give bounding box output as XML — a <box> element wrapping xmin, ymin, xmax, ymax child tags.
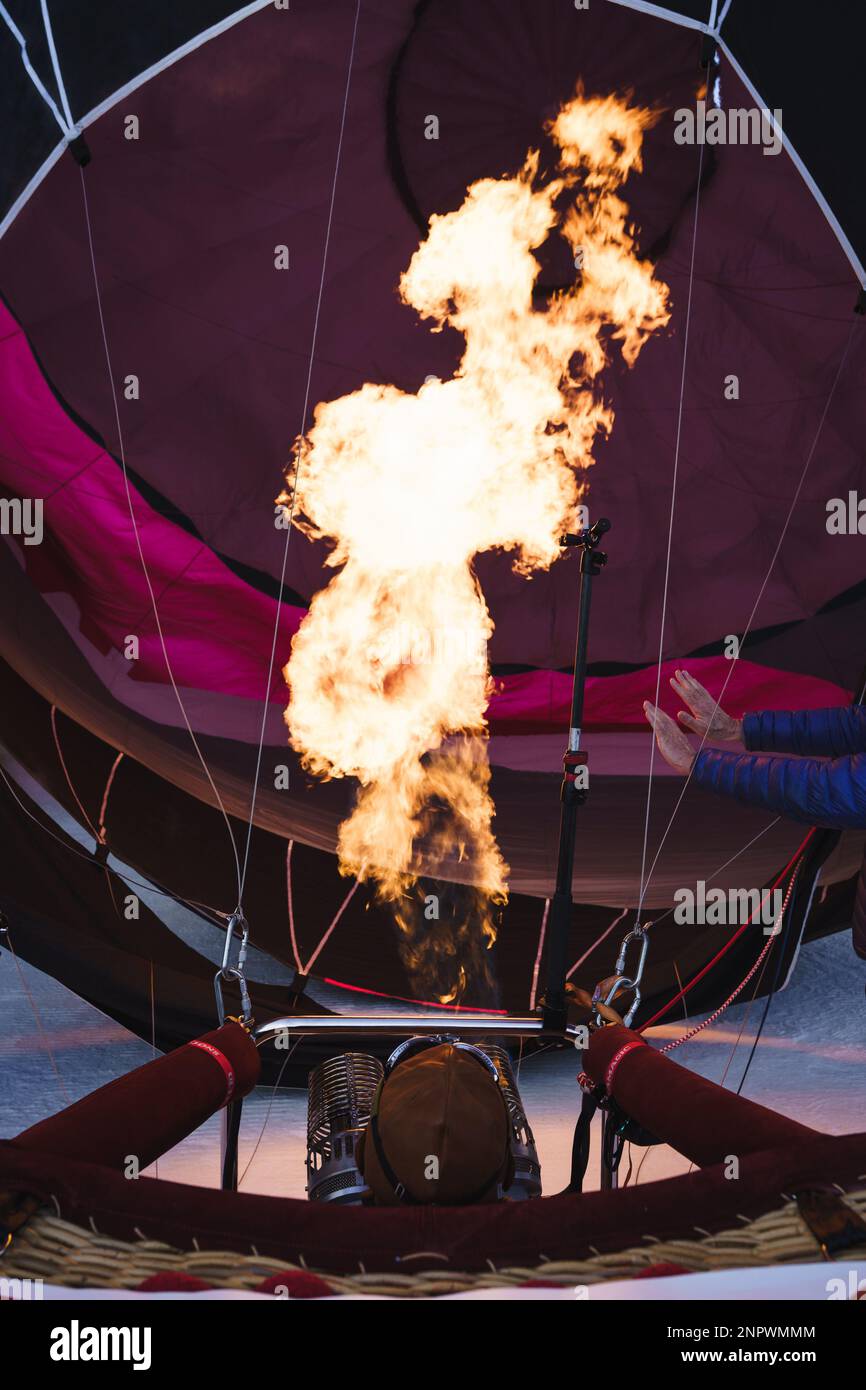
<box><xmin>280</xmin><ymin>91</ymin><xmax>669</xmax><ymax>1001</ymax></box>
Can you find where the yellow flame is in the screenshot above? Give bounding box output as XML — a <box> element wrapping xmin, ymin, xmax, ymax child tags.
<box><xmin>280</xmin><ymin>90</ymin><xmax>669</xmax><ymax>1000</ymax></box>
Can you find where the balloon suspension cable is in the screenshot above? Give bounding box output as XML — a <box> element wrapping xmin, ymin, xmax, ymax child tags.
<box><xmin>637</xmin><ymin>314</ymin><xmax>859</xmax><ymax>913</ymax></box>
<box><xmin>78</xmin><ymin>167</ymin><xmax>244</xmax><ymax>906</ymax></box>
<box><xmin>658</xmin><ymin>858</ymin><xmax>801</xmax><ymax>1055</ymax></box>
<box><xmin>214</xmin><ymin>910</ymin><xmax>253</xmax><ymax>1027</ymax></box>
<box><xmin>0</xmin><ymin>747</ymin><xmax>238</xmax><ymax>926</ymax></box>
<box><xmin>214</xmin><ymin>908</ymin><xmax>255</xmax><ymax>1193</ymax></box>
<box><xmin>635</xmin><ymin>131</ymin><xmax>706</xmax><ymax>927</ymax></box>
<box><xmin>237</xmin><ymin>0</ymin><xmax>363</xmax><ymax>911</ymax></box>
<box><xmin>638</xmin><ymin>828</ymin><xmax>817</xmax><ymax>1035</ymax></box>
<box><xmin>541</xmin><ymin>517</ymin><xmax>611</xmax><ymax>1033</ymax></box>
<box><xmin>592</xmin><ymin>921</ymin><xmax>650</xmax><ymax>1029</ymax></box>
<box><xmin>0</xmin><ymin>2</ymin><xmax>80</xmax><ymax>143</ymax></box>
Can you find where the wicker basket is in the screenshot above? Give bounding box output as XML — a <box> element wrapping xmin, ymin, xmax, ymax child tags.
<box><xmin>4</xmin><ymin>1187</ymin><xmax>865</xmax><ymax>1296</ymax></box>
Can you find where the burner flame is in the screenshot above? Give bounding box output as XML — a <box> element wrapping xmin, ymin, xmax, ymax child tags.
<box><xmin>281</xmin><ymin>90</ymin><xmax>669</xmax><ymax>1001</ymax></box>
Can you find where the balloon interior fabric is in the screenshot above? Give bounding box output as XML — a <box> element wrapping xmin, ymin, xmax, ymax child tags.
<box><xmin>0</xmin><ymin>4</ymin><xmax>864</xmax><ymax>1118</ymax></box>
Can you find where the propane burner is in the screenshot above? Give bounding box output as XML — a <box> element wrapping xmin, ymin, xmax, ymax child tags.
<box><xmin>305</xmin><ymin>1040</ymin><xmax>540</xmax><ymax>1204</ymax></box>
<box><xmin>305</xmin><ymin>1052</ymin><xmax>383</xmax><ymax>1205</ymax></box>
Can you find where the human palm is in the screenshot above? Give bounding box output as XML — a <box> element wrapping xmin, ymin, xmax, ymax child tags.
<box><xmin>670</xmin><ymin>669</ymin><xmax>743</xmax><ymax>743</ymax></box>
<box><xmin>643</xmin><ymin>700</ymin><xmax>695</xmax><ymax>775</ymax></box>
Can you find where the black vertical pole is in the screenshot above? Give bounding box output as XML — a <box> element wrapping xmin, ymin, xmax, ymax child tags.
<box><xmin>221</xmin><ymin>1097</ymin><xmax>243</xmax><ymax>1190</ymax></box>
<box><xmin>542</xmin><ymin>518</ymin><xmax>610</xmax><ymax>1031</ymax></box>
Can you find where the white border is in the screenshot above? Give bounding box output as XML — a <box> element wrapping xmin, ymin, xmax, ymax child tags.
<box><xmin>605</xmin><ymin>0</ymin><xmax>866</xmax><ymax>286</ymax></box>
<box><xmin>605</xmin><ymin>0</ymin><xmax>706</xmax><ymax>31</ymax></box>
<box><xmin>0</xmin><ymin>0</ymin><xmax>74</xmax><ymax>136</ymax></box>
<box><xmin>76</xmin><ymin>0</ymin><xmax>273</xmax><ymax>128</ymax></box>
<box><xmin>4</xmin><ymin>0</ymin><xmax>863</xmax><ymax>286</ymax></box>
<box><xmin>0</xmin><ymin>0</ymin><xmax>272</xmax><ymax>241</ymax></box>
<box><xmin>40</xmin><ymin>0</ymin><xmax>76</xmax><ymax>132</ymax></box>
<box><xmin>717</xmin><ymin>35</ymin><xmax>866</xmax><ymax>285</ymax></box>
<box><xmin>0</xmin><ymin>137</ymin><xmax>67</xmax><ymax>239</ymax></box>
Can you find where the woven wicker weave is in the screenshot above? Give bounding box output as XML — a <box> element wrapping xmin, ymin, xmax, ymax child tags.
<box><xmin>3</xmin><ymin>1188</ymin><xmax>866</xmax><ymax>1295</ymax></box>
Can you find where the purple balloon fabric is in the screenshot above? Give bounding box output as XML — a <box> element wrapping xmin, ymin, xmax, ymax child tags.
<box><xmin>0</xmin><ymin>0</ymin><xmax>863</xmax><ymax>903</ymax></box>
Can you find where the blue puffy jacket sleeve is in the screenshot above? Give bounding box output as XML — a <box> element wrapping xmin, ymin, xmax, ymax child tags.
<box><xmin>743</xmin><ymin>705</ymin><xmax>866</xmax><ymax>757</ymax></box>
<box><xmin>693</xmin><ymin>747</ymin><xmax>866</xmax><ymax>829</ymax></box>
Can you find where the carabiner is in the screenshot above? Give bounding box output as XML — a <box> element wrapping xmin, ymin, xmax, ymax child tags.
<box><xmin>214</xmin><ymin>911</ymin><xmax>252</xmax><ymax>1025</ymax></box>
<box><xmin>615</xmin><ymin>924</ymin><xmax>649</xmax><ymax>984</ymax></box>
<box><xmin>593</xmin><ymin>973</ymin><xmax>640</xmax><ymax>1028</ymax></box>
<box><xmin>592</xmin><ymin>923</ymin><xmax>650</xmax><ymax>1028</ymax></box>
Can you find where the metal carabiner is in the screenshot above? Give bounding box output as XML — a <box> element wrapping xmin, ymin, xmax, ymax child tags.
<box><xmin>214</xmin><ymin>910</ymin><xmax>252</xmax><ymax>1025</ymax></box>
<box><xmin>593</xmin><ymin>973</ymin><xmax>639</xmax><ymax>1027</ymax></box>
<box><xmin>615</xmin><ymin>924</ymin><xmax>649</xmax><ymax>985</ymax></box>
<box><xmin>595</xmin><ymin>973</ymin><xmax>627</xmax><ymax>1008</ymax></box>
<box><xmin>620</xmin><ymin>982</ymin><xmax>641</xmax><ymax>1028</ymax></box>
<box><xmin>592</xmin><ymin>923</ymin><xmax>650</xmax><ymax>1028</ymax></box>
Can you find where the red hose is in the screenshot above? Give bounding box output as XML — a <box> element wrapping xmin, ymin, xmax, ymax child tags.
<box><xmin>584</xmin><ymin>1022</ymin><xmax>818</xmax><ymax>1166</ymax></box>
<box><xmin>12</xmin><ymin>1021</ymin><xmax>260</xmax><ymax>1172</ymax></box>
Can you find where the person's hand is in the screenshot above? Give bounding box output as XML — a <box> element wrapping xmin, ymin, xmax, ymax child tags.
<box><xmin>566</xmin><ymin>984</ymin><xmax>623</xmax><ymax>1027</ymax></box>
<box><xmin>670</xmin><ymin>669</ymin><xmax>743</xmax><ymax>744</ymax></box>
<box><xmin>643</xmin><ymin>700</ymin><xmax>696</xmax><ymax>775</ymax></box>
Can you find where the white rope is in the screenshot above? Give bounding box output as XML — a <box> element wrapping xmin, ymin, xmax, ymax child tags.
<box><xmin>0</xmin><ymin>758</ymin><xmax>224</xmax><ymax>916</ymax></box>
<box><xmin>713</xmin><ymin>0</ymin><xmax>734</xmax><ymax>37</ymax></box>
<box><xmin>567</xmin><ymin>906</ymin><xmax>628</xmax><ymax>981</ymax></box>
<box><xmin>238</xmin><ymin>0</ymin><xmax>363</xmax><ymax>909</ymax></box>
<box><xmin>303</xmin><ymin>880</ymin><xmax>361</xmax><ymax>977</ymax></box>
<box><xmin>39</xmin><ymin>0</ymin><xmax>75</xmax><ymax>132</ymax></box>
<box><xmin>647</xmin><ymin>814</ymin><xmax>782</xmax><ymax>930</ymax></box>
<box><xmin>78</xmin><ymin>167</ymin><xmax>243</xmax><ymax>905</ymax></box>
<box><xmin>50</xmin><ymin>704</ymin><xmax>100</xmax><ymax>843</ymax></box>
<box><xmin>0</xmin><ymin>1</ymin><xmax>75</xmax><ymax>137</ymax></box>
<box><xmin>285</xmin><ymin>837</ymin><xmax>362</xmax><ymax>976</ymax></box>
<box><xmin>236</xmin><ymin>1035</ymin><xmax>306</xmax><ymax>1189</ymax></box>
<box><xmin>635</xmin><ymin>136</ymin><xmax>706</xmax><ymax>922</ymax></box>
<box><xmin>639</xmin><ymin>316</ymin><xmax>860</xmax><ymax>906</ymax></box>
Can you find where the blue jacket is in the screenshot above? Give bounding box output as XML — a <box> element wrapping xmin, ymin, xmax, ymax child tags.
<box><xmin>693</xmin><ymin>705</ymin><xmax>866</xmax><ymax>958</ymax></box>
<box><xmin>693</xmin><ymin>706</ymin><xmax>866</xmax><ymax>829</ymax></box>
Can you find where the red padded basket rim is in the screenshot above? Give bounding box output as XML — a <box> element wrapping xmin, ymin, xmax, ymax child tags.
<box><xmin>2</xmin><ymin>1131</ymin><xmax>864</xmax><ymax>1276</ymax></box>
